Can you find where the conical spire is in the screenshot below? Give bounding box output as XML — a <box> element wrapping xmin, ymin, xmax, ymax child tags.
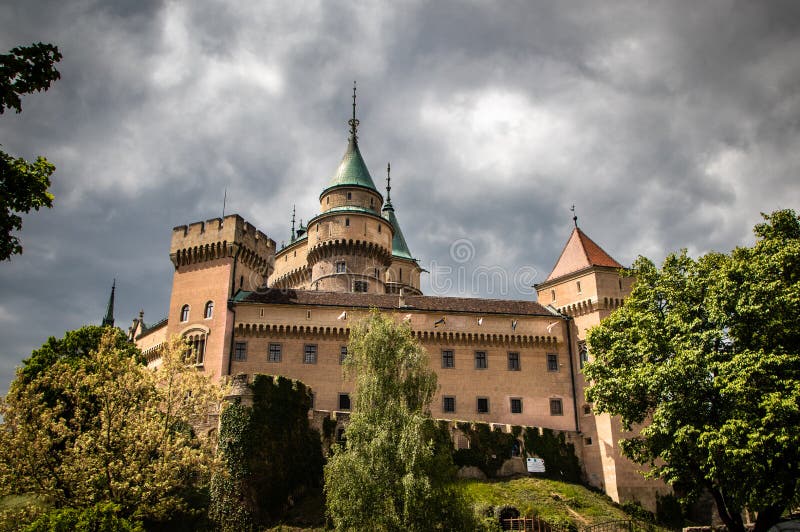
<box><xmin>320</xmin><ymin>83</ymin><xmax>381</xmax><ymax>198</ymax></box>
<box><xmin>102</xmin><ymin>279</ymin><xmax>115</xmax><ymax>327</ymax></box>
<box><xmin>382</xmin><ymin>164</ymin><xmax>414</xmax><ymax>260</ymax></box>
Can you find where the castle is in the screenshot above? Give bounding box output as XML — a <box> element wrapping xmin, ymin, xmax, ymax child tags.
<box><xmin>128</xmin><ymin>88</ymin><xmax>668</xmax><ymax>510</ymax></box>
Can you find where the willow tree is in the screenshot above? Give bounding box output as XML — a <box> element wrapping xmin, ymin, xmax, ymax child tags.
<box><xmin>585</xmin><ymin>210</ymin><xmax>800</xmax><ymax>532</ymax></box>
<box><xmin>324</xmin><ymin>310</ymin><xmax>473</xmax><ymax>531</ymax></box>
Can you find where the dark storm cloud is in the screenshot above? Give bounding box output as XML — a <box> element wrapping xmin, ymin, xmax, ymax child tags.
<box><xmin>1</xmin><ymin>1</ymin><xmax>799</xmax><ymax>393</ymax></box>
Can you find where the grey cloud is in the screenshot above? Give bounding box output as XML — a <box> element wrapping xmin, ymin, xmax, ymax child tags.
<box><xmin>1</xmin><ymin>0</ymin><xmax>799</xmax><ymax>394</ymax></box>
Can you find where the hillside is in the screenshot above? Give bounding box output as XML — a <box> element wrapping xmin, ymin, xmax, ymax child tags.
<box><xmin>458</xmin><ymin>477</ymin><xmax>666</xmax><ymax>530</ymax></box>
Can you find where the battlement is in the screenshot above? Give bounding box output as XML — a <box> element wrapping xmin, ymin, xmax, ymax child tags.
<box><xmin>170</xmin><ymin>214</ymin><xmax>276</xmax><ymax>271</ymax></box>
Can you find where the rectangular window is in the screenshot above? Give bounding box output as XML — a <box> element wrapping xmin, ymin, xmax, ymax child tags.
<box><xmin>474</xmin><ymin>351</ymin><xmax>487</xmax><ymax>369</ymax></box>
<box><xmin>234</xmin><ymin>341</ymin><xmax>246</xmax><ymax>361</ymax></box>
<box><xmin>507</xmin><ymin>352</ymin><xmax>520</xmax><ymax>371</ymax></box>
<box><xmin>339</xmin><ymin>346</ymin><xmax>348</xmax><ymax>365</ymax></box>
<box><xmin>547</xmin><ymin>353</ymin><xmax>559</xmax><ymax>372</ymax></box>
<box><xmin>374</xmin><ymin>267</ymin><xmax>379</xmax><ymax>278</ymax></box>
<box><xmin>353</xmin><ymin>280</ymin><xmax>368</xmax><ymax>292</ymax></box>
<box><xmin>338</xmin><ymin>393</ymin><xmax>351</xmax><ymax>411</ymax></box>
<box><xmin>477</xmin><ymin>397</ymin><xmax>490</xmax><ymax>414</ymax></box>
<box><xmin>441</xmin><ymin>350</ymin><xmax>455</xmax><ymax>369</ymax></box>
<box><xmin>510</xmin><ymin>398</ymin><xmax>523</xmax><ymax>414</ymax></box>
<box><xmin>443</xmin><ymin>396</ymin><xmax>456</xmax><ymax>413</ymax></box>
<box><xmin>577</xmin><ymin>280</ymin><xmax>582</xmax><ymax>293</ymax></box>
<box><xmin>336</xmin><ymin>261</ymin><xmax>346</xmax><ymax>273</ymax></box>
<box><xmin>304</xmin><ymin>344</ymin><xmax>318</xmax><ymax>364</ymax></box>
<box><xmin>268</xmin><ymin>343</ymin><xmax>282</xmax><ymax>363</ymax></box>
<box><xmin>550</xmin><ymin>398</ymin><xmax>563</xmax><ymax>416</ymax></box>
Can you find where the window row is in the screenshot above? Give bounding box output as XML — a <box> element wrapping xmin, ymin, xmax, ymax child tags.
<box><xmin>234</xmin><ymin>342</ymin><xmax>349</xmax><ymax>365</ymax></box>
<box><xmin>441</xmin><ymin>350</ymin><xmax>559</xmax><ymax>371</ymax></box>
<box><xmin>308</xmin><ymin>393</ymin><xmax>563</xmax><ymax>417</ymax></box>
<box><xmin>180</xmin><ymin>301</ymin><xmax>214</xmax><ymax>322</ymax></box>
<box><xmin>441</xmin><ymin>396</ymin><xmax>563</xmax><ymax>416</ymax></box>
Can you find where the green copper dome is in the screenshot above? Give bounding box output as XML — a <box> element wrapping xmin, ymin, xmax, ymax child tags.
<box><xmin>382</xmin><ymin>201</ymin><xmax>414</xmax><ymax>260</ymax></box>
<box><xmin>320</xmin><ymin>137</ymin><xmax>381</xmax><ymax>199</ymax></box>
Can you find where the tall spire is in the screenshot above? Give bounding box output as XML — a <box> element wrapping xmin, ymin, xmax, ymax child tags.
<box><xmin>102</xmin><ymin>279</ymin><xmax>115</xmax><ymax>327</ymax></box>
<box><xmin>385</xmin><ymin>162</ymin><xmax>392</xmax><ymax>204</ymax></box>
<box><xmin>290</xmin><ymin>205</ymin><xmax>296</xmax><ymax>241</ymax></box>
<box><xmin>348</xmin><ymin>80</ymin><xmax>359</xmax><ymax>143</ymax></box>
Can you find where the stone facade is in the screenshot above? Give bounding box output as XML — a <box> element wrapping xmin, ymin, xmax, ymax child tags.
<box><xmin>130</xmin><ymin>105</ymin><xmax>669</xmax><ymax>512</ymax></box>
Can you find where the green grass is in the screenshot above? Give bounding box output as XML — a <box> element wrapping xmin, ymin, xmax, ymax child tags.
<box><xmin>458</xmin><ymin>477</ymin><xmax>664</xmax><ymax>530</ymax></box>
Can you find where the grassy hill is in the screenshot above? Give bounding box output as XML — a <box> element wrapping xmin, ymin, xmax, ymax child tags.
<box><xmin>458</xmin><ymin>476</ymin><xmax>665</xmax><ymax>530</ymax></box>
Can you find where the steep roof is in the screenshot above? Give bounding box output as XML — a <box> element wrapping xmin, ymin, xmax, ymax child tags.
<box><xmin>382</xmin><ymin>201</ymin><xmax>414</xmax><ymax>260</ymax></box>
<box><xmin>102</xmin><ymin>280</ymin><xmax>115</xmax><ymax>327</ymax></box>
<box><xmin>320</xmin><ymin>137</ymin><xmax>380</xmax><ymax>198</ymax></box>
<box><xmin>237</xmin><ymin>289</ymin><xmax>554</xmax><ymax>316</ymax></box>
<box><xmin>545</xmin><ymin>227</ymin><xmax>623</xmax><ymax>282</ymax></box>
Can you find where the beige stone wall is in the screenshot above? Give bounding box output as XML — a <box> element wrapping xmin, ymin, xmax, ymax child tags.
<box><xmin>307</xmin><ymin>212</ymin><xmax>393</xmax><ymax>251</ymax></box>
<box><xmin>310</xmin><ymin>254</ymin><xmax>386</xmax><ymax>293</ymax></box>
<box><xmin>137</xmin><ymin>323</ymin><xmax>167</xmax><ymax>365</ymax></box>
<box><xmin>386</xmin><ymin>257</ymin><xmax>422</xmax><ymax>293</ymax></box>
<box><xmin>321</xmin><ymin>187</ymin><xmax>383</xmax><ymax>213</ymax></box>
<box><xmin>231</xmin><ymin>304</ymin><xmax>578</xmax><ymax>431</ymax></box>
<box><xmin>271</xmin><ymin>239</ymin><xmax>310</xmax><ymax>288</ymax></box>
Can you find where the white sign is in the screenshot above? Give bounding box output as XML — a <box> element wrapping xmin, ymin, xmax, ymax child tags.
<box><xmin>526</xmin><ymin>457</ymin><xmax>546</xmax><ymax>473</ymax></box>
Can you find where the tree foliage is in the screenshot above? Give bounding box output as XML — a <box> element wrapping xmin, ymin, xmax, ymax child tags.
<box><xmin>584</xmin><ymin>210</ymin><xmax>800</xmax><ymax>532</ymax></box>
<box><xmin>324</xmin><ymin>310</ymin><xmax>475</xmax><ymax>531</ymax></box>
<box><xmin>0</xmin><ymin>331</ymin><xmax>221</xmax><ymax>527</ymax></box>
<box><xmin>0</xmin><ymin>42</ymin><xmax>61</xmax><ymax>260</ymax></box>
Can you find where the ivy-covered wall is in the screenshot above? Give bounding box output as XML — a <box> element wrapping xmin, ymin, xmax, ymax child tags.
<box><xmin>209</xmin><ymin>374</ymin><xmax>324</xmax><ymax>532</ymax></box>
<box><xmin>523</xmin><ymin>427</ymin><xmax>582</xmax><ymax>482</ymax></box>
<box><xmin>452</xmin><ymin>422</ymin><xmax>581</xmax><ymax>482</ymax></box>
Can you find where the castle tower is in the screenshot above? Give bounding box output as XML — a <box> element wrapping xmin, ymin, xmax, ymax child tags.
<box><xmin>272</xmin><ymin>84</ymin><xmax>394</xmax><ymax>293</ymax></box>
<box><xmin>535</xmin><ymin>216</ymin><xmax>667</xmax><ymax>511</ymax></box>
<box><xmin>167</xmin><ymin>215</ymin><xmax>275</xmax><ymax>378</ymax></box>
<box><xmin>382</xmin><ymin>163</ymin><xmax>423</xmax><ymax>295</ymax></box>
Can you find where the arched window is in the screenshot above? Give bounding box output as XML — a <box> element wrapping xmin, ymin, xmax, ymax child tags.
<box><xmin>204</xmin><ymin>301</ymin><xmax>214</xmax><ymax>319</ymax></box>
<box><xmin>186</xmin><ymin>332</ymin><xmax>206</xmax><ymax>365</ymax></box>
<box><xmin>180</xmin><ymin>304</ymin><xmax>190</xmax><ymax>322</ymax></box>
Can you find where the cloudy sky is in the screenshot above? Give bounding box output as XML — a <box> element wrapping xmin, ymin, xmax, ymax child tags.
<box><xmin>1</xmin><ymin>0</ymin><xmax>799</xmax><ymax>392</ymax></box>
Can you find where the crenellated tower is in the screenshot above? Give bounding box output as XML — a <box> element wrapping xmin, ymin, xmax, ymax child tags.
<box><xmin>166</xmin><ymin>214</ymin><xmax>275</xmax><ymax>378</ymax></box>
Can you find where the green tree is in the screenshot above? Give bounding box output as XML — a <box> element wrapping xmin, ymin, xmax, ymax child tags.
<box><xmin>584</xmin><ymin>210</ymin><xmax>800</xmax><ymax>532</ymax></box>
<box><xmin>0</xmin><ymin>332</ymin><xmax>221</xmax><ymax>527</ymax></box>
<box><xmin>1</xmin><ymin>42</ymin><xmax>61</xmax><ymax>260</ymax></box>
<box><xmin>324</xmin><ymin>310</ymin><xmax>474</xmax><ymax>531</ymax></box>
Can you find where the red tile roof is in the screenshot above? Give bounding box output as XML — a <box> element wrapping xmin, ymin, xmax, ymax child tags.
<box><xmin>544</xmin><ymin>227</ymin><xmax>623</xmax><ymax>282</ymax></box>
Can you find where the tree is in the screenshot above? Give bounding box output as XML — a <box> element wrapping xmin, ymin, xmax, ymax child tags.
<box><xmin>324</xmin><ymin>310</ymin><xmax>474</xmax><ymax>531</ymax></box>
<box><xmin>0</xmin><ymin>331</ymin><xmax>222</xmax><ymax>528</ymax></box>
<box><xmin>1</xmin><ymin>42</ymin><xmax>61</xmax><ymax>260</ymax></box>
<box><xmin>584</xmin><ymin>210</ymin><xmax>800</xmax><ymax>532</ymax></box>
